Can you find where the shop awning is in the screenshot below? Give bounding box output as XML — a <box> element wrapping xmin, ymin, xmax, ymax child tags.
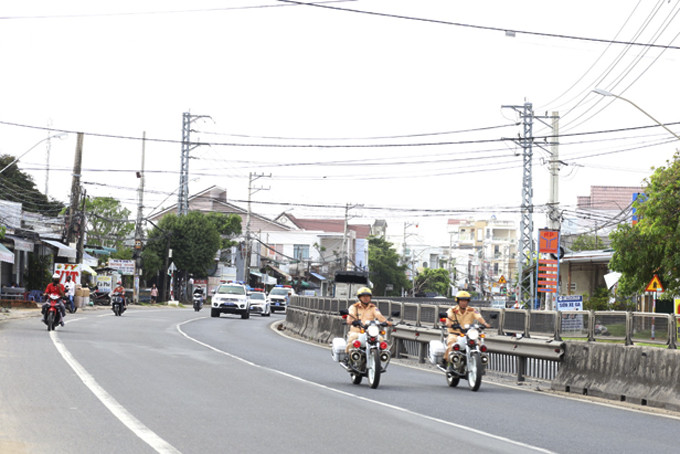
<box><xmin>310</xmin><ymin>272</ymin><xmax>327</xmax><ymax>281</ymax></box>
<box><xmin>42</xmin><ymin>239</ymin><xmax>77</xmax><ymax>259</ymax></box>
<box><xmin>6</xmin><ymin>235</ymin><xmax>34</xmax><ymax>252</ymax></box>
<box><xmin>266</xmin><ymin>264</ymin><xmax>291</xmax><ymax>281</ymax></box>
<box><xmin>0</xmin><ymin>243</ymin><xmax>15</xmax><ymax>263</ymax></box>
<box><xmin>250</xmin><ymin>271</ymin><xmax>277</xmax><ymax>285</ymax></box>
<box><xmin>83</xmin><ymin>251</ymin><xmax>98</xmax><ymax>267</ymax></box>
<box><xmin>81</xmin><ymin>264</ymin><xmax>98</xmax><ymax>276</ymax></box>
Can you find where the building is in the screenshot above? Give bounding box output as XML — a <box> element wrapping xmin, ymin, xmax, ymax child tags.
<box><xmin>446</xmin><ymin>216</ymin><xmax>517</xmax><ymax>298</ymax></box>
<box><xmin>562</xmin><ymin>185</ymin><xmax>644</xmax><ymax>248</ymax></box>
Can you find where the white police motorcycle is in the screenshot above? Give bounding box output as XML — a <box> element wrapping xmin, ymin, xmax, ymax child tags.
<box><xmin>330</xmin><ymin>309</ymin><xmax>398</xmax><ymax>389</ymax></box>
<box><xmin>428</xmin><ymin>312</ymin><xmax>490</xmax><ymax>391</ymax></box>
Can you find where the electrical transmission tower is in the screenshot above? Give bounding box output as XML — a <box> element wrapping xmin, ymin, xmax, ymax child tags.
<box><xmin>178</xmin><ymin>112</ymin><xmax>210</xmax><ymax>215</ymax></box>
<box><xmin>502</xmin><ymin>102</ymin><xmax>536</xmax><ymax>307</ymax></box>
<box><xmin>244</xmin><ymin>172</ymin><xmax>271</xmax><ymax>282</ymax></box>
<box><xmin>503</xmin><ymin>102</ymin><xmax>558</xmax><ymax>308</ymax></box>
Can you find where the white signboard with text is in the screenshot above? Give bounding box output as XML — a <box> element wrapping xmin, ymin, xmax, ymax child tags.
<box><xmin>108</xmin><ymin>259</ymin><xmax>135</xmax><ymax>275</ymax></box>
<box><xmin>54</xmin><ymin>264</ymin><xmax>82</xmax><ymax>285</ymax></box>
<box><xmin>557</xmin><ymin>295</ymin><xmax>584</xmax><ymax>333</ymax></box>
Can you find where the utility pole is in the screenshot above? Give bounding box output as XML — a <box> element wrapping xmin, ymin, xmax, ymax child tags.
<box><xmin>244</xmin><ymin>172</ymin><xmax>270</xmax><ymax>283</ymax></box>
<box><xmin>178</xmin><ymin>112</ymin><xmax>210</xmax><ymax>215</ymax></box>
<box><xmin>76</xmin><ymin>189</ymin><xmax>86</xmax><ymax>264</ymax></box>
<box><xmin>45</xmin><ymin>120</ymin><xmax>52</xmax><ymax>197</ymax></box>
<box><xmin>548</xmin><ymin>112</ymin><xmax>561</xmax><ymax>230</ymax></box>
<box><xmin>545</xmin><ymin>112</ymin><xmax>561</xmax><ymax>311</ymax></box>
<box><xmin>134</xmin><ymin>132</ymin><xmax>146</xmax><ymax>304</ymax></box>
<box><xmin>341</xmin><ymin>203</ymin><xmax>364</xmax><ymax>272</ymax></box>
<box><xmin>403</xmin><ymin>222</ymin><xmax>417</xmax><ymax>295</ymax></box>
<box><xmin>64</xmin><ymin>132</ymin><xmax>84</xmax><ymax>247</ymax></box>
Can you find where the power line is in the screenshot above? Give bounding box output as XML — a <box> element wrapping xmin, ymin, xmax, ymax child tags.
<box><xmin>0</xmin><ymin>0</ymin><xmax>356</xmax><ymax>20</ymax></box>
<box><xmin>2</xmin><ymin>118</ymin><xmax>680</xmax><ymax>149</ymax></box>
<box><xmin>276</xmin><ymin>0</ymin><xmax>680</xmax><ymax>51</ymax></box>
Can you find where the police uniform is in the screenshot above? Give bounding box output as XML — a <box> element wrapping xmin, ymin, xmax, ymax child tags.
<box><xmin>444</xmin><ymin>304</ymin><xmax>488</xmax><ymax>359</ymax></box>
<box><xmin>346</xmin><ymin>301</ymin><xmax>388</xmax><ymax>352</ymax></box>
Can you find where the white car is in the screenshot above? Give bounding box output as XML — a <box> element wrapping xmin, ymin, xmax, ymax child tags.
<box><xmin>268</xmin><ymin>286</ymin><xmax>296</xmax><ymax>313</ymax></box>
<box><xmin>211</xmin><ymin>283</ymin><xmax>249</xmax><ymax>319</ymax></box>
<box><xmin>248</xmin><ymin>291</ymin><xmax>271</xmax><ymax>317</ymax></box>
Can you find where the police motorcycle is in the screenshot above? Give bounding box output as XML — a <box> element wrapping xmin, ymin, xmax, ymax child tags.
<box><xmin>192</xmin><ymin>288</ymin><xmax>204</xmax><ymax>312</ymax></box>
<box><xmin>331</xmin><ymin>309</ymin><xmax>399</xmax><ymax>389</ymax></box>
<box><xmin>111</xmin><ymin>292</ymin><xmax>126</xmax><ymax>316</ymax></box>
<box><xmin>43</xmin><ymin>294</ymin><xmax>64</xmax><ymax>331</ymax></box>
<box><xmin>428</xmin><ymin>312</ymin><xmax>490</xmax><ymax>391</ymax></box>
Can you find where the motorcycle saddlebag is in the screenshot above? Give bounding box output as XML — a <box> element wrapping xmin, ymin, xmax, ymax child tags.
<box><xmin>331</xmin><ymin>337</ymin><xmax>347</xmax><ymax>362</ymax></box>
<box><xmin>428</xmin><ymin>340</ymin><xmax>445</xmax><ymax>365</ymax></box>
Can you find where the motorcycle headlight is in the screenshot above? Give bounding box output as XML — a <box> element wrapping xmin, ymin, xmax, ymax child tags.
<box><xmin>367</xmin><ymin>325</ymin><xmax>380</xmax><ymax>337</ymax></box>
<box><xmin>468</xmin><ymin>328</ymin><xmax>479</xmax><ymax>341</ymax></box>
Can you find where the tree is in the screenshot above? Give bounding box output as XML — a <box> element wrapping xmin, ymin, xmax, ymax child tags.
<box><xmin>609</xmin><ymin>152</ymin><xmax>680</xmax><ymax>296</ymax></box>
<box><xmin>368</xmin><ymin>236</ymin><xmax>409</xmax><ymax>297</ymax></box>
<box><xmin>85</xmin><ymin>197</ymin><xmax>135</xmax><ymax>250</ymax></box>
<box><xmin>571</xmin><ymin>234</ymin><xmax>600</xmax><ymax>251</ymax></box>
<box><xmin>0</xmin><ymin>155</ymin><xmax>64</xmax><ymax>215</ymax></box>
<box><xmin>142</xmin><ymin>211</ymin><xmax>242</xmax><ymax>282</ymax></box>
<box><xmin>414</xmin><ymin>268</ymin><xmax>450</xmax><ymax>296</ymax></box>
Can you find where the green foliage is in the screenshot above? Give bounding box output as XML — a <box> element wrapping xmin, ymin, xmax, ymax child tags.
<box><xmin>414</xmin><ymin>268</ymin><xmax>450</xmax><ymax>296</ymax></box>
<box><xmin>85</xmin><ymin>197</ymin><xmax>135</xmax><ymax>250</ymax></box>
<box><xmin>583</xmin><ymin>287</ymin><xmax>610</xmax><ymax>311</ymax></box>
<box><xmin>24</xmin><ymin>253</ymin><xmax>52</xmax><ymax>291</ymax></box>
<box><xmin>142</xmin><ymin>212</ymin><xmax>241</xmax><ymax>280</ymax></box>
<box><xmin>0</xmin><ymin>155</ymin><xmax>64</xmax><ymax>215</ymax></box>
<box><xmin>111</xmin><ymin>247</ymin><xmax>133</xmax><ymax>260</ymax></box>
<box><xmin>571</xmin><ymin>234</ymin><xmax>600</xmax><ymax>251</ymax></box>
<box><xmin>368</xmin><ymin>236</ymin><xmax>409</xmax><ymax>297</ymax></box>
<box><xmin>609</xmin><ymin>152</ymin><xmax>680</xmax><ymax>296</ymax></box>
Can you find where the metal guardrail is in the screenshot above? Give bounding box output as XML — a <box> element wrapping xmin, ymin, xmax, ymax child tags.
<box><xmin>290</xmin><ymin>296</ymin><xmax>678</xmax><ymax>349</ymax></box>
<box><xmin>289</xmin><ymin>297</ymin><xmax>568</xmax><ymax>382</ymax></box>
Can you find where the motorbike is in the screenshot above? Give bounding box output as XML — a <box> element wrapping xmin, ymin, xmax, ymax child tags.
<box><xmin>111</xmin><ymin>293</ymin><xmax>126</xmax><ymax>316</ymax></box>
<box><xmin>43</xmin><ymin>294</ymin><xmax>64</xmax><ymax>331</ymax></box>
<box><xmin>429</xmin><ymin>312</ymin><xmax>489</xmax><ymax>391</ymax></box>
<box><xmin>192</xmin><ymin>293</ymin><xmax>204</xmax><ymax>312</ymax></box>
<box><xmin>90</xmin><ymin>290</ymin><xmax>111</xmax><ymax>306</ymax></box>
<box><xmin>65</xmin><ymin>296</ymin><xmax>77</xmax><ymax>314</ymax></box>
<box><xmin>331</xmin><ymin>309</ymin><xmax>399</xmax><ymax>389</ymax></box>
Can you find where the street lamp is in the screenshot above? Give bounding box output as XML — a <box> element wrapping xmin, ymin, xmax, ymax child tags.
<box><xmin>0</xmin><ymin>133</ymin><xmax>67</xmax><ymax>175</ymax></box>
<box><xmin>592</xmin><ymin>88</ymin><xmax>680</xmax><ymax>141</ymax></box>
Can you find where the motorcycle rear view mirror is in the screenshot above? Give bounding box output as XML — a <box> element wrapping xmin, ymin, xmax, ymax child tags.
<box><xmin>490</xmin><ymin>313</ymin><xmax>498</xmax><ymax>320</ymax></box>
<box><xmin>438</xmin><ymin>312</ymin><xmax>447</xmax><ymax>319</ymax></box>
<box><xmin>339</xmin><ymin>309</ymin><xmax>349</xmax><ymax>317</ymax></box>
<box><xmin>391</xmin><ymin>310</ymin><xmax>400</xmax><ymax>317</ymax></box>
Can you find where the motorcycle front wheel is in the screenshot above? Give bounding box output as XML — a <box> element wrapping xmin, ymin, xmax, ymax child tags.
<box><xmin>46</xmin><ymin>311</ymin><xmax>55</xmax><ymax>331</ymax></box>
<box><xmin>446</xmin><ymin>372</ymin><xmax>460</xmax><ymax>387</ymax></box>
<box><xmin>350</xmin><ymin>372</ymin><xmax>362</xmax><ymax>385</ymax></box>
<box><xmin>467</xmin><ymin>352</ymin><xmax>482</xmax><ymax>391</ymax></box>
<box><xmin>367</xmin><ymin>348</ymin><xmax>381</xmax><ymax>389</ymax></box>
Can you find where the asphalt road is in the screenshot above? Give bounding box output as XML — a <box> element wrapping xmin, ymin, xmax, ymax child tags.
<box><xmin>1</xmin><ymin>307</ymin><xmax>678</xmax><ymax>454</ymax></box>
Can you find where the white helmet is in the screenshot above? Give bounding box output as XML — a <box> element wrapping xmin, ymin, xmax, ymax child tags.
<box><xmin>52</xmin><ymin>273</ymin><xmax>60</xmax><ymax>280</ymax></box>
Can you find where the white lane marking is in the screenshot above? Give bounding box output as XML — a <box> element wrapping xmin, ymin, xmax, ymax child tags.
<box><xmin>268</xmin><ymin>321</ymin><xmax>680</xmax><ymax>421</ymax></box>
<box><xmin>177</xmin><ymin>319</ymin><xmax>553</xmax><ymax>453</ymax></box>
<box><xmin>50</xmin><ymin>332</ymin><xmax>180</xmax><ymax>454</ymax></box>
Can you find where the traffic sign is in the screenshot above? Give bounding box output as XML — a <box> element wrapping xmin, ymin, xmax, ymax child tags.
<box><xmin>645</xmin><ymin>274</ymin><xmax>664</xmax><ymax>293</ymax></box>
<box><xmin>498</xmin><ymin>275</ymin><xmax>507</xmax><ymax>284</ymax></box>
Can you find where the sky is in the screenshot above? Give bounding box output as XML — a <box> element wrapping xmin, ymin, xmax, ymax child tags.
<box><xmin>1</xmin><ymin>0</ymin><xmax>679</xmax><ymax>248</ymax></box>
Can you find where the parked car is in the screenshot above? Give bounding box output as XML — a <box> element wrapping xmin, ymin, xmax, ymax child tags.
<box><xmin>268</xmin><ymin>285</ymin><xmax>295</xmax><ymax>313</ymax></box>
<box><xmin>248</xmin><ymin>290</ymin><xmax>271</xmax><ymax>317</ymax></box>
<box><xmin>211</xmin><ymin>283</ymin><xmax>249</xmax><ymax>319</ymax></box>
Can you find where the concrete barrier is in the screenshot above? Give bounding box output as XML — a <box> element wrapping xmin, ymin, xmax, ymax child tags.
<box><xmin>284</xmin><ymin>308</ymin><xmax>309</xmax><ymax>336</ymax></box>
<box><xmin>551</xmin><ymin>342</ymin><xmax>680</xmax><ymax>411</ymax></box>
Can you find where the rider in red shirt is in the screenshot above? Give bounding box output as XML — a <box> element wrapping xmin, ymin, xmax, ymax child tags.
<box><xmin>43</xmin><ymin>273</ymin><xmax>66</xmax><ymax>325</ymax></box>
